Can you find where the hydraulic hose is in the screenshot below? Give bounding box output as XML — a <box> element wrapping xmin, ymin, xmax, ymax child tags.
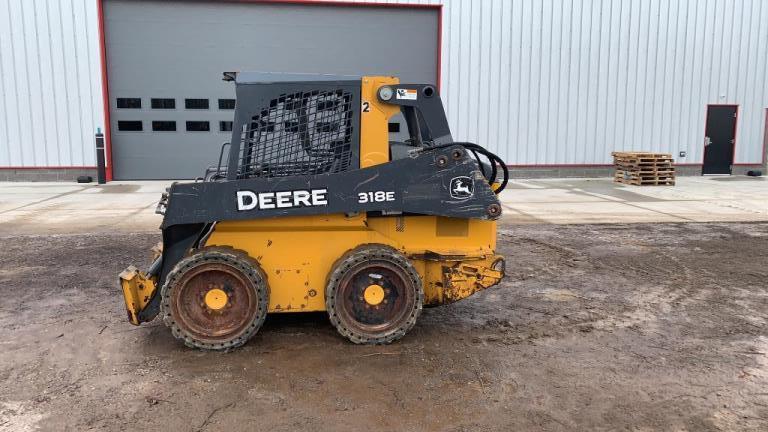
<box><xmin>431</xmin><ymin>142</ymin><xmax>509</xmax><ymax>194</ymax></box>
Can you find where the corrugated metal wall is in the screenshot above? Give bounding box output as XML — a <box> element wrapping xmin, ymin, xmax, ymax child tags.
<box><xmin>385</xmin><ymin>0</ymin><xmax>768</xmax><ymax>165</ymax></box>
<box><xmin>0</xmin><ymin>0</ymin><xmax>103</xmax><ymax>167</ymax></box>
<box><xmin>2</xmin><ymin>0</ymin><xmax>767</xmax><ymax>168</ymax></box>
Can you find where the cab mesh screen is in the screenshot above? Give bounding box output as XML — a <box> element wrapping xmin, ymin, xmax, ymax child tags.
<box><xmin>238</xmin><ymin>89</ymin><xmax>354</xmax><ymax>178</ymax></box>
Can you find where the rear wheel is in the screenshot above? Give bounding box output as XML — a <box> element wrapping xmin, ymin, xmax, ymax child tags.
<box><xmin>160</xmin><ymin>247</ymin><xmax>268</xmax><ymax>351</ymax></box>
<box><xmin>326</xmin><ymin>244</ymin><xmax>423</xmax><ymax>344</ymax></box>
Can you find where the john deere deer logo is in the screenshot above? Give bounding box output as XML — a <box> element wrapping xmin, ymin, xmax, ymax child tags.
<box><xmin>450</xmin><ymin>176</ymin><xmax>474</xmax><ymax>200</ymax></box>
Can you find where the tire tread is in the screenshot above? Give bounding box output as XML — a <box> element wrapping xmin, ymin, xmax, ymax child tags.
<box><xmin>325</xmin><ymin>244</ymin><xmax>423</xmax><ymax>345</ymax></box>
<box><xmin>160</xmin><ymin>246</ymin><xmax>268</xmax><ymax>351</ymax></box>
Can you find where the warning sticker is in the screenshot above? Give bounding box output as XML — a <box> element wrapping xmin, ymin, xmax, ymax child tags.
<box><xmin>396</xmin><ymin>88</ymin><xmax>418</xmax><ymax>100</ymax></box>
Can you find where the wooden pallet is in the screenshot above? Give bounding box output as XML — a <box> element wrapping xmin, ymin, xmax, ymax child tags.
<box><xmin>615</xmin><ymin>160</ymin><xmax>674</xmax><ymax>167</ymax></box>
<box><xmin>614</xmin><ymin>173</ymin><xmax>675</xmax><ymax>186</ymax></box>
<box><xmin>615</xmin><ymin>167</ymin><xmax>675</xmax><ymax>174</ymax></box>
<box><xmin>613</xmin><ymin>152</ymin><xmax>676</xmax><ymax>186</ymax></box>
<box><xmin>615</xmin><ymin>177</ymin><xmax>676</xmax><ymax>186</ymax></box>
<box><xmin>615</xmin><ymin>170</ymin><xmax>675</xmax><ymax>179</ymax></box>
<box><xmin>612</xmin><ymin>151</ymin><xmax>673</xmax><ymax>158</ymax></box>
<box><xmin>612</xmin><ymin>152</ymin><xmax>674</xmax><ymax>165</ymax></box>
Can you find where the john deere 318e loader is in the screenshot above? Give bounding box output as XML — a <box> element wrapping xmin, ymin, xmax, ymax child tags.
<box><xmin>119</xmin><ymin>73</ymin><xmax>508</xmax><ymax>350</ymax></box>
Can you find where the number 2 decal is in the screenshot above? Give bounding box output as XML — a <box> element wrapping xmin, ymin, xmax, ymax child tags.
<box><xmin>362</xmin><ymin>101</ymin><xmax>370</xmax><ymax>113</ymax></box>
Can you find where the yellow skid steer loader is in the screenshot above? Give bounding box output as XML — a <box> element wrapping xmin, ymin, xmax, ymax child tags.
<box><xmin>120</xmin><ymin>73</ymin><xmax>508</xmax><ymax>350</ymax></box>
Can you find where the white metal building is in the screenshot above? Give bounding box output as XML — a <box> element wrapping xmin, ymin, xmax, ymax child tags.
<box><xmin>1</xmin><ymin>0</ymin><xmax>767</xmax><ymax>180</ymax></box>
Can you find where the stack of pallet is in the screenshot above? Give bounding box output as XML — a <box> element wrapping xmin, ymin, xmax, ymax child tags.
<box><xmin>612</xmin><ymin>152</ymin><xmax>675</xmax><ymax>186</ymax></box>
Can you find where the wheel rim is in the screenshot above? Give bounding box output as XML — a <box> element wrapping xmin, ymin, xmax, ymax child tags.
<box><xmin>169</xmin><ymin>262</ymin><xmax>258</xmax><ymax>342</ymax></box>
<box><xmin>336</xmin><ymin>261</ymin><xmax>415</xmax><ymax>335</ymax></box>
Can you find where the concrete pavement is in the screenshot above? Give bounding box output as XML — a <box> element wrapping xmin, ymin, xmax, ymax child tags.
<box><xmin>0</xmin><ymin>176</ymin><xmax>766</xmax><ymax>235</ymax></box>
<box><xmin>499</xmin><ymin>175</ymin><xmax>768</xmax><ymax>224</ymax></box>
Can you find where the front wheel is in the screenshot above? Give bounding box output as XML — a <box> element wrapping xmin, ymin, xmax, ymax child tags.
<box><xmin>326</xmin><ymin>244</ymin><xmax>423</xmax><ymax>344</ymax></box>
<box><xmin>160</xmin><ymin>247</ymin><xmax>268</xmax><ymax>351</ymax></box>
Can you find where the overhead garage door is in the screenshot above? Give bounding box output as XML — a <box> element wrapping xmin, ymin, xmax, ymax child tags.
<box><xmin>104</xmin><ymin>0</ymin><xmax>439</xmax><ymax>180</ymax></box>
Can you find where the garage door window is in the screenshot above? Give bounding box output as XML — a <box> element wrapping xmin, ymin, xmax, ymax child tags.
<box><xmin>116</xmin><ymin>98</ymin><xmax>141</xmax><ymax>109</ymax></box>
<box><xmin>152</xmin><ymin>121</ymin><xmax>176</xmax><ymax>131</ymax></box>
<box><xmin>151</xmin><ymin>98</ymin><xmax>176</xmax><ymax>109</ymax></box>
<box><xmin>118</xmin><ymin>121</ymin><xmax>143</xmax><ymax>131</ymax></box>
<box><xmin>218</xmin><ymin>99</ymin><xmax>235</xmax><ymax>110</ymax></box>
<box><xmin>186</xmin><ymin>121</ymin><xmax>210</xmax><ymax>132</ymax></box>
<box><xmin>185</xmin><ymin>99</ymin><xmax>209</xmax><ymax>109</ymax></box>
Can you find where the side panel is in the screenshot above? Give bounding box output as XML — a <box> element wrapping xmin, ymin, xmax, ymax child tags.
<box><xmin>161</xmin><ymin>145</ymin><xmax>501</xmax><ymax>227</ymax></box>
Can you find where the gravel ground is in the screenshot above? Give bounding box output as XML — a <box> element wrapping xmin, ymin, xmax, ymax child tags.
<box><xmin>1</xmin><ymin>222</ymin><xmax>767</xmax><ymax>431</ymax></box>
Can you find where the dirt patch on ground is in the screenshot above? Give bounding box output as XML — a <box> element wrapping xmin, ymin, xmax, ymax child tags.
<box><xmin>1</xmin><ymin>223</ymin><xmax>767</xmax><ymax>431</ymax></box>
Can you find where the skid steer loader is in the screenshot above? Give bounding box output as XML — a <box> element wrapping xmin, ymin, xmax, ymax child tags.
<box><xmin>119</xmin><ymin>73</ymin><xmax>508</xmax><ymax>350</ymax></box>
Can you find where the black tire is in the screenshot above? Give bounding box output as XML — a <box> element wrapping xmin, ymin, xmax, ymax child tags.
<box><xmin>160</xmin><ymin>247</ymin><xmax>268</xmax><ymax>351</ymax></box>
<box><xmin>326</xmin><ymin>244</ymin><xmax>423</xmax><ymax>344</ymax></box>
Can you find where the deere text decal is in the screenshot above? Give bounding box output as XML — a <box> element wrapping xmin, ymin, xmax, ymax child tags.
<box><xmin>237</xmin><ymin>189</ymin><xmax>328</xmax><ymax>211</ymax></box>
